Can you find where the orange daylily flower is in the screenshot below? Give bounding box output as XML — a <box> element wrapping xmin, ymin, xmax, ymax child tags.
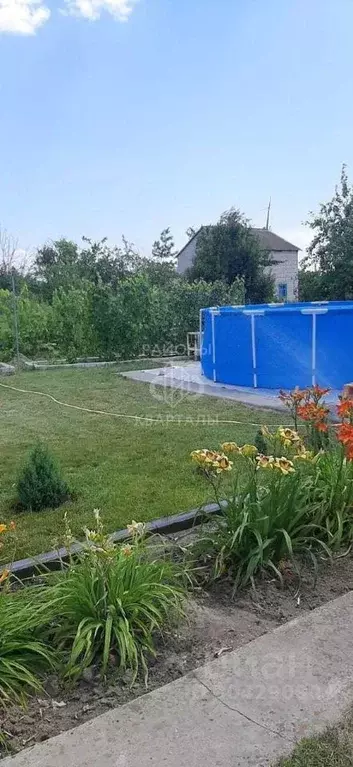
<box><xmin>337</xmin><ymin>398</ymin><xmax>353</xmax><ymax>420</ymax></box>
<box><xmin>297</xmin><ymin>402</ymin><xmax>329</xmax><ymax>432</ymax></box>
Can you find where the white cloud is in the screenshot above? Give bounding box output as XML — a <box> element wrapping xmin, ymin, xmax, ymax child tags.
<box><xmin>64</xmin><ymin>0</ymin><xmax>138</xmax><ymax>21</ymax></box>
<box><xmin>0</xmin><ymin>0</ymin><xmax>50</xmax><ymax>34</ymax></box>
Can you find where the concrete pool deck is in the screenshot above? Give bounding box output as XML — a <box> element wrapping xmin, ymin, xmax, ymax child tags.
<box><xmin>3</xmin><ymin>591</ymin><xmax>353</xmax><ymax>767</ymax></box>
<box><xmin>120</xmin><ymin>362</ymin><xmax>341</xmax><ymax>414</ymax></box>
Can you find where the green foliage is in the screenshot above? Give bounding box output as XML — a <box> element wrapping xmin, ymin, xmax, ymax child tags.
<box><xmin>0</xmin><ymin>289</ymin><xmax>13</xmax><ymax>360</ymax></box>
<box><xmin>0</xmin><ymin>225</ymin><xmax>246</xmax><ymax>362</ymax></box>
<box><xmin>152</xmin><ymin>227</ymin><xmax>177</xmax><ymax>263</ymax></box>
<box><xmin>190</xmin><ymin>419</ymin><xmax>353</xmax><ymax>591</ymax></box>
<box><xmin>276</xmin><ymin>721</ymin><xmax>353</xmax><ymax>766</ymax></box>
<box><xmin>0</xmin><ymin>287</ymin><xmax>53</xmax><ymax>362</ymax></box>
<box><xmin>0</xmin><ymin>589</ymin><xmax>55</xmax><ymax>705</ymax></box>
<box><xmin>34</xmin><ymin>237</ymin><xmax>145</xmax><ymax>301</ymax></box>
<box><xmin>193</xmin><ymin>456</ymin><xmax>322</xmax><ymax>591</ymax></box>
<box><xmin>254</xmin><ymin>428</ymin><xmax>268</xmax><ymax>455</ymax></box>
<box><xmin>312</xmin><ymin>448</ymin><xmax>353</xmax><ymax>549</ymax></box>
<box><xmin>304</xmin><ymin>165</ymin><xmax>353</xmax><ymax>300</ymax></box>
<box><xmin>16</xmin><ymin>443</ymin><xmax>70</xmax><ymax>512</ymax></box>
<box><xmin>186</xmin><ymin>209</ymin><xmax>274</xmax><ymax>303</ymax></box>
<box><xmin>298</xmin><ymin>268</ymin><xmax>325</xmax><ymax>302</ymax></box>
<box><xmin>51</xmin><ymin>514</ymin><xmax>185</xmax><ymax>680</ymax></box>
<box><xmin>51</xmin><ymin>284</ymin><xmax>96</xmax><ymax>359</ymax></box>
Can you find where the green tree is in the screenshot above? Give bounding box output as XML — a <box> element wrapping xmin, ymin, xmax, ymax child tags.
<box><xmin>34</xmin><ymin>239</ymin><xmax>80</xmax><ymax>299</ymax></box>
<box><xmin>16</xmin><ymin>443</ymin><xmax>70</xmax><ymax>511</ymax></box>
<box><xmin>34</xmin><ymin>236</ymin><xmax>144</xmax><ymax>300</ymax></box>
<box><xmin>0</xmin><ymin>286</ymin><xmax>53</xmax><ymax>361</ymax></box>
<box><xmin>298</xmin><ymin>269</ymin><xmax>325</xmax><ymax>302</ymax></box>
<box><xmin>152</xmin><ymin>228</ymin><xmax>177</xmax><ymax>262</ymax></box>
<box><xmin>304</xmin><ymin>166</ymin><xmax>353</xmax><ymax>299</ymax></box>
<box><xmin>80</xmin><ymin>236</ymin><xmax>143</xmax><ymax>287</ymax></box>
<box><xmin>51</xmin><ymin>284</ymin><xmax>96</xmax><ymax>360</ymax></box>
<box><xmin>187</xmin><ymin>209</ymin><xmax>274</xmax><ymax>303</ymax></box>
<box><xmin>141</xmin><ymin>227</ymin><xmax>177</xmax><ymax>287</ymax></box>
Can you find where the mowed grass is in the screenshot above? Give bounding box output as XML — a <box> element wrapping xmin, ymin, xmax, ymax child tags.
<box><xmin>0</xmin><ymin>364</ymin><xmax>286</xmax><ymax>563</ymax></box>
<box><xmin>275</xmin><ymin>714</ymin><xmax>353</xmax><ymax>766</ymax></box>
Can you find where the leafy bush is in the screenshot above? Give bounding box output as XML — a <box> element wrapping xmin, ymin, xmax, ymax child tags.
<box><xmin>51</xmin><ymin>513</ymin><xmax>185</xmax><ymax>681</ymax></box>
<box><xmin>191</xmin><ymin>446</ymin><xmax>324</xmax><ymax>590</ymax></box>
<box><xmin>0</xmin><ymin>287</ymin><xmax>53</xmax><ymax>362</ymax></box>
<box><xmin>0</xmin><ymin>271</ymin><xmax>245</xmax><ymax>362</ymax></box>
<box><xmin>16</xmin><ymin>443</ymin><xmax>70</xmax><ymax>511</ymax></box>
<box><xmin>0</xmin><ymin>589</ymin><xmax>55</xmax><ymax>705</ymax></box>
<box><xmin>312</xmin><ymin>448</ymin><xmax>353</xmax><ymax>549</ymax></box>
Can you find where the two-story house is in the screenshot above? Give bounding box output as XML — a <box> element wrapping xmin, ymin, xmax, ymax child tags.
<box><xmin>176</xmin><ymin>227</ymin><xmax>299</xmax><ymax>301</ymax></box>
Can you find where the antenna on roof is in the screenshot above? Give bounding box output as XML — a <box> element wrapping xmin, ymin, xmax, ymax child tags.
<box><xmin>265</xmin><ymin>197</ymin><xmax>271</xmax><ymax>230</ymax></box>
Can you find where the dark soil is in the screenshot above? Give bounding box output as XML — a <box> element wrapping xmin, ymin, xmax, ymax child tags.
<box><xmin>1</xmin><ymin>553</ymin><xmax>353</xmax><ymax>759</ymax></box>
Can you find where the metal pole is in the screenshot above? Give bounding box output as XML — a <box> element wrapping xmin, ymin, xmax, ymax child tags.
<box><xmin>250</xmin><ymin>313</ymin><xmax>257</xmax><ymax>388</ymax></box>
<box><xmin>211</xmin><ymin>310</ymin><xmax>216</xmax><ymax>382</ymax></box>
<box><xmin>312</xmin><ymin>312</ymin><xmax>316</xmax><ymax>387</ymax></box>
<box><xmin>199</xmin><ymin>308</ymin><xmax>203</xmax><ymax>365</ymax></box>
<box><xmin>11</xmin><ymin>271</ymin><xmax>20</xmax><ymax>369</ymax></box>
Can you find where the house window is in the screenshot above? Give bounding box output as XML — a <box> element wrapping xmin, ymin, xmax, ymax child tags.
<box><xmin>278</xmin><ymin>283</ymin><xmax>288</xmax><ymax>300</ymax></box>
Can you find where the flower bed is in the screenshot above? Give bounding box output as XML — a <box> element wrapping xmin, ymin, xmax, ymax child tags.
<box><xmin>188</xmin><ymin>385</ymin><xmax>353</xmax><ymax>589</ymax></box>
<box><xmin>2</xmin><ymin>384</ymin><xmax>353</xmax><ymax>756</ymax></box>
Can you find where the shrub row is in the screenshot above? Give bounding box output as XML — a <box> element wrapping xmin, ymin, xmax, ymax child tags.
<box><xmin>0</xmin><ymin>277</ymin><xmax>244</xmax><ymax>362</ymax></box>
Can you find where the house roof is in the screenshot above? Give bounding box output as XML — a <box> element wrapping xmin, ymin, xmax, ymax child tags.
<box><xmin>177</xmin><ymin>226</ymin><xmax>299</xmax><ymax>259</ymax></box>
<box><xmin>176</xmin><ymin>228</ymin><xmax>202</xmax><ymax>259</ymax></box>
<box><xmin>250</xmin><ymin>228</ymin><xmax>299</xmax><ymax>252</ymax></box>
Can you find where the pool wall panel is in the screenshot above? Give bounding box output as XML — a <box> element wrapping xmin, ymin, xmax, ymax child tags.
<box><xmin>200</xmin><ymin>302</ymin><xmax>353</xmax><ymax>390</ymax></box>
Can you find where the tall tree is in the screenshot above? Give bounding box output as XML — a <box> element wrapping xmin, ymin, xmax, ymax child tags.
<box><xmin>187</xmin><ymin>209</ymin><xmax>274</xmax><ymax>303</ymax></box>
<box><xmin>152</xmin><ymin>227</ymin><xmax>177</xmax><ymax>263</ymax></box>
<box><xmin>144</xmin><ymin>227</ymin><xmax>177</xmax><ymax>286</ymax></box>
<box><xmin>303</xmin><ymin>166</ymin><xmax>353</xmax><ymax>299</ymax></box>
<box><xmin>34</xmin><ymin>236</ymin><xmax>144</xmax><ymax>299</ymax></box>
<box><xmin>34</xmin><ymin>239</ymin><xmax>80</xmax><ymax>299</ymax></box>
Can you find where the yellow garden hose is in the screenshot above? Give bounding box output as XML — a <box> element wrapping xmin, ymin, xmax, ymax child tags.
<box><xmin>0</xmin><ymin>381</ymin><xmax>294</xmax><ymax>428</ymax></box>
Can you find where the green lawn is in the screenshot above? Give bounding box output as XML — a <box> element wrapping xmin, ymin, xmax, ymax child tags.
<box><xmin>0</xmin><ymin>364</ymin><xmax>285</xmax><ymax>564</ymax></box>
<box><xmin>276</xmin><ymin>715</ymin><xmax>353</xmax><ymax>766</ymax></box>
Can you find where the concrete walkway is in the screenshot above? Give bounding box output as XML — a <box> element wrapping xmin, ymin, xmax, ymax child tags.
<box><xmin>121</xmin><ymin>362</ymin><xmax>340</xmax><ymax>415</ymax></box>
<box><xmin>3</xmin><ymin>591</ymin><xmax>353</xmax><ymax>767</ymax></box>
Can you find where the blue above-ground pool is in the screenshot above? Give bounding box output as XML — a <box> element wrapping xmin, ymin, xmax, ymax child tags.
<box><xmin>200</xmin><ymin>301</ymin><xmax>353</xmax><ymax>390</ymax></box>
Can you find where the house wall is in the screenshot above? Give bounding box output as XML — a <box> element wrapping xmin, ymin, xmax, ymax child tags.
<box><xmin>268</xmin><ymin>250</ymin><xmax>298</xmax><ymax>301</ymax></box>
<box><xmin>176</xmin><ymin>237</ymin><xmax>198</xmax><ymax>274</ymax></box>
<box><xmin>177</xmin><ymin>236</ymin><xmax>299</xmax><ymax>302</ymax></box>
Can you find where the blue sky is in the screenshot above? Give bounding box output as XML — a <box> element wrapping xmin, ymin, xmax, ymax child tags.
<box><xmin>1</xmin><ymin>0</ymin><xmax>352</xmax><ymax>258</ymax></box>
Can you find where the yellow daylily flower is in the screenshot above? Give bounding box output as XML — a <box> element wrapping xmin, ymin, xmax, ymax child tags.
<box><xmin>277</xmin><ymin>427</ymin><xmax>302</xmax><ymax>449</ymax></box>
<box><xmin>293</xmin><ymin>449</ymin><xmax>314</xmax><ymax>462</ymax></box>
<box><xmin>274</xmin><ymin>457</ymin><xmax>295</xmax><ymax>475</ymax></box>
<box><xmin>213</xmin><ymin>454</ymin><xmax>233</xmax><ymax>473</ymax></box>
<box><xmin>240</xmin><ymin>444</ymin><xmax>258</xmax><ymax>458</ymax></box>
<box><xmin>127</xmin><ymin>520</ymin><xmax>145</xmax><ymax>536</ymax></box>
<box><xmin>0</xmin><ymin>524</ymin><xmax>7</xmax><ymax>534</ymax></box>
<box><xmin>191</xmin><ymin>449</ymin><xmax>218</xmax><ymax>465</ymax></box>
<box><xmin>220</xmin><ymin>442</ymin><xmax>240</xmax><ymax>454</ymax></box>
<box><xmin>256</xmin><ymin>454</ymin><xmax>275</xmax><ymax>470</ymax></box>
<box><xmin>260</xmin><ymin>426</ymin><xmax>273</xmax><ymax>440</ymax></box>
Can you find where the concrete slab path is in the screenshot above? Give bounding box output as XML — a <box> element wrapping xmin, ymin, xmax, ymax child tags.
<box><xmin>3</xmin><ymin>591</ymin><xmax>353</xmax><ymax>767</ymax></box>
<box><xmin>121</xmin><ymin>362</ymin><xmax>340</xmax><ymax>416</ymax></box>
